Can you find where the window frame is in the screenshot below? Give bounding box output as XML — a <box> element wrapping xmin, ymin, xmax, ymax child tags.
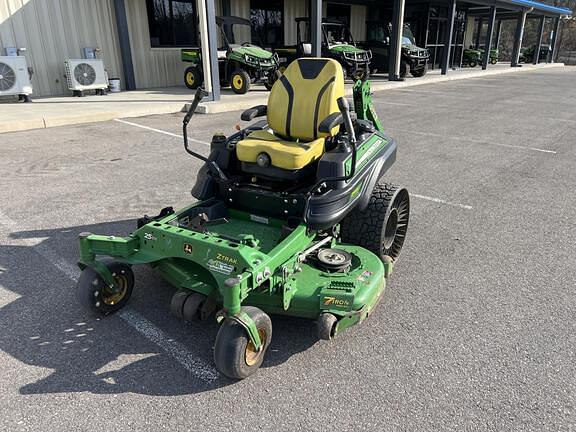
<box><xmin>249</xmin><ymin>0</ymin><xmax>285</xmax><ymax>48</ymax></box>
<box><xmin>146</xmin><ymin>0</ymin><xmax>199</xmax><ymax>48</ymax></box>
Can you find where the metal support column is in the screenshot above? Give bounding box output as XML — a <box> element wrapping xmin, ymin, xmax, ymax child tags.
<box><xmin>310</xmin><ymin>0</ymin><xmax>322</xmax><ymax>57</ymax></box>
<box><xmin>389</xmin><ymin>0</ymin><xmax>406</xmax><ymax>80</ymax></box>
<box><xmin>475</xmin><ymin>18</ymin><xmax>484</xmax><ymax>49</ymax></box>
<box><xmin>113</xmin><ymin>0</ymin><xmax>136</xmax><ymax>90</ymax></box>
<box><xmin>511</xmin><ymin>10</ymin><xmax>528</xmax><ymax>67</ymax></box>
<box><xmin>197</xmin><ymin>0</ymin><xmax>220</xmax><ymax>100</ymax></box>
<box><xmin>534</xmin><ymin>15</ymin><xmax>546</xmax><ymax>64</ymax></box>
<box><xmin>550</xmin><ymin>16</ymin><xmax>561</xmax><ymax>63</ymax></box>
<box><xmin>495</xmin><ymin>19</ymin><xmax>503</xmax><ymax>51</ymax></box>
<box><xmin>441</xmin><ymin>0</ymin><xmax>456</xmax><ymax>75</ymax></box>
<box><xmin>482</xmin><ymin>6</ymin><xmax>497</xmax><ymax>69</ymax></box>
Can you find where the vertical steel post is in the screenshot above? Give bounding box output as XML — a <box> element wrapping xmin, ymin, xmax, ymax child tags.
<box><xmin>441</xmin><ymin>0</ymin><xmax>456</xmax><ymax>75</ymax></box>
<box><xmin>113</xmin><ymin>0</ymin><xmax>136</xmax><ymax>90</ymax></box>
<box><xmin>550</xmin><ymin>16</ymin><xmax>561</xmax><ymax>63</ymax></box>
<box><xmin>389</xmin><ymin>0</ymin><xmax>406</xmax><ymax>80</ymax></box>
<box><xmin>495</xmin><ymin>19</ymin><xmax>503</xmax><ymax>51</ymax></box>
<box><xmin>197</xmin><ymin>0</ymin><xmax>220</xmax><ymax>100</ymax></box>
<box><xmin>310</xmin><ymin>0</ymin><xmax>322</xmax><ymax>57</ymax></box>
<box><xmin>482</xmin><ymin>6</ymin><xmax>497</xmax><ymax>69</ymax></box>
<box><xmin>511</xmin><ymin>10</ymin><xmax>528</xmax><ymax>67</ymax></box>
<box><xmin>534</xmin><ymin>15</ymin><xmax>546</xmax><ymax>64</ymax></box>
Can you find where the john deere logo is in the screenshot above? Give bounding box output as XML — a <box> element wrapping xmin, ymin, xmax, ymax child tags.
<box><xmin>183</xmin><ymin>243</ymin><xmax>193</xmax><ymax>254</ymax></box>
<box><xmin>323</xmin><ymin>296</ymin><xmax>350</xmax><ymax>307</ymax></box>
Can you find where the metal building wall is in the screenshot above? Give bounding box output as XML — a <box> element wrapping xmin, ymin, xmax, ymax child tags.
<box><xmin>284</xmin><ymin>0</ymin><xmax>308</xmax><ymax>45</ymax></box>
<box><xmin>350</xmin><ymin>4</ymin><xmax>367</xmax><ymax>41</ymax></box>
<box><xmin>0</xmin><ymin>0</ymin><xmax>123</xmax><ymax>97</ymax></box>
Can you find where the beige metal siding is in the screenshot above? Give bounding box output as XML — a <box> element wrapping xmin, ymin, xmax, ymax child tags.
<box><xmin>350</xmin><ymin>5</ymin><xmax>366</xmax><ymax>41</ymax></box>
<box><xmin>284</xmin><ymin>0</ymin><xmax>307</xmax><ymax>45</ymax></box>
<box><xmin>0</xmin><ymin>0</ymin><xmax>123</xmax><ymax>96</ymax></box>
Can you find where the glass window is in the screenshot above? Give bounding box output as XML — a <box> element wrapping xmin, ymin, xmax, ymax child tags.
<box><xmin>250</xmin><ymin>0</ymin><xmax>284</xmax><ymax>48</ymax></box>
<box><xmin>146</xmin><ymin>0</ymin><xmax>198</xmax><ymax>47</ymax></box>
<box><xmin>326</xmin><ymin>3</ymin><xmax>351</xmax><ymax>25</ymax></box>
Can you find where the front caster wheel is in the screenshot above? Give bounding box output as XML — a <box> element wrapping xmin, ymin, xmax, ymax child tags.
<box><xmin>76</xmin><ymin>261</ymin><xmax>134</xmax><ymax>315</ymax></box>
<box><xmin>214</xmin><ymin>306</ymin><xmax>272</xmax><ymax>379</ymax></box>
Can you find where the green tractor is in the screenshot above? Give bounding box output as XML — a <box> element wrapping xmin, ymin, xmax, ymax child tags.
<box><xmin>463</xmin><ymin>48</ymin><xmax>483</xmax><ymax>67</ymax></box>
<box><xmin>477</xmin><ymin>48</ymin><xmax>499</xmax><ymax>65</ymax></box>
<box><xmin>358</xmin><ymin>22</ymin><xmax>429</xmax><ymax>78</ymax></box>
<box><xmin>275</xmin><ymin>18</ymin><xmax>372</xmax><ymax>79</ymax></box>
<box><xmin>181</xmin><ymin>16</ymin><xmax>279</xmax><ymax>94</ymax></box>
<box><xmin>75</xmin><ymin>58</ymin><xmax>410</xmax><ymax>380</ymax></box>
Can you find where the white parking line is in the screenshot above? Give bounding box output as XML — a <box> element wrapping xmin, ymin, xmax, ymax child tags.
<box><xmin>114</xmin><ymin>118</ymin><xmax>209</xmax><ymax>146</ymax></box>
<box><xmin>411</xmin><ymin>193</ymin><xmax>473</xmax><ymax>210</ymax></box>
<box><xmin>0</xmin><ymin>210</ymin><xmax>219</xmax><ymax>383</ymax></box>
<box><xmin>393</xmin><ymin>128</ymin><xmax>557</xmax><ymax>154</ymax></box>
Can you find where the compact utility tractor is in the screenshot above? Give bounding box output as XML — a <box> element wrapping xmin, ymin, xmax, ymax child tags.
<box><xmin>76</xmin><ymin>58</ymin><xmax>410</xmax><ymax>379</ymax></box>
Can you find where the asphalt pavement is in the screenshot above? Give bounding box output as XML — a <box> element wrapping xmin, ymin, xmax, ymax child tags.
<box><xmin>0</xmin><ymin>67</ymin><xmax>575</xmax><ymax>431</ymax></box>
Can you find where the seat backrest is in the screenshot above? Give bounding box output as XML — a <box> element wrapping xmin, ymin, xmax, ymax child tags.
<box><xmin>268</xmin><ymin>58</ymin><xmax>344</xmax><ymax>142</ymax></box>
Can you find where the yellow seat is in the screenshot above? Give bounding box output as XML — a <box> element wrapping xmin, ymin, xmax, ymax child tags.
<box><xmin>236</xmin><ymin>58</ymin><xmax>345</xmax><ymax>171</ymax></box>
<box><xmin>236</xmin><ymin>130</ymin><xmax>325</xmax><ymax>171</ymax></box>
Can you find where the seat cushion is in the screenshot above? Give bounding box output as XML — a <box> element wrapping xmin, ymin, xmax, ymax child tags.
<box><xmin>236</xmin><ymin>130</ymin><xmax>325</xmax><ymax>170</ymax></box>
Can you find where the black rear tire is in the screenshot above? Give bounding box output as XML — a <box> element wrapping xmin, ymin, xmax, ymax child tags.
<box><xmin>400</xmin><ymin>61</ymin><xmax>408</xmax><ymax>78</ymax></box>
<box><xmin>340</xmin><ymin>183</ymin><xmax>410</xmax><ymax>262</ymax></box>
<box><xmin>182</xmin><ymin>292</ymin><xmax>206</xmax><ymax>322</ymax></box>
<box><xmin>76</xmin><ymin>261</ymin><xmax>134</xmax><ymax>315</ymax></box>
<box><xmin>214</xmin><ymin>306</ymin><xmax>272</xmax><ymax>379</ymax></box>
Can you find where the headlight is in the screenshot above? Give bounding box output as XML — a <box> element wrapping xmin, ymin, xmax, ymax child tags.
<box><xmin>244</xmin><ymin>54</ymin><xmax>259</xmax><ymax>64</ymax></box>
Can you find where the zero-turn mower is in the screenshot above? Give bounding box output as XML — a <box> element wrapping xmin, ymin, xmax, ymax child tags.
<box><xmin>76</xmin><ymin>58</ymin><xmax>410</xmax><ymax>379</ymax></box>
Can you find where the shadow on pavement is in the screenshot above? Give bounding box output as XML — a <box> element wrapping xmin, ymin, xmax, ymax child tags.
<box><xmin>0</xmin><ymin>219</ymin><xmax>317</xmax><ymax>396</ymax></box>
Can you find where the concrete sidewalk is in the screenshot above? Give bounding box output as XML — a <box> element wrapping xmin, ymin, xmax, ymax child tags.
<box><xmin>0</xmin><ymin>62</ymin><xmax>567</xmax><ymax>134</ymax></box>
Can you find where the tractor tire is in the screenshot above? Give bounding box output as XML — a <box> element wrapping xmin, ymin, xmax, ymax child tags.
<box><xmin>340</xmin><ymin>183</ymin><xmax>410</xmax><ymax>262</ymax></box>
<box><xmin>184</xmin><ymin>66</ymin><xmax>202</xmax><ymax>90</ymax></box>
<box><xmin>490</xmin><ymin>58</ymin><xmax>498</xmax><ymax>65</ymax></box>
<box><xmin>400</xmin><ymin>61</ymin><xmax>408</xmax><ymax>78</ymax></box>
<box><xmin>230</xmin><ymin>69</ymin><xmax>251</xmax><ymax>94</ymax></box>
<box><xmin>76</xmin><ymin>260</ymin><xmax>134</xmax><ymax>315</ymax></box>
<box><xmin>411</xmin><ymin>64</ymin><xmax>428</xmax><ymax>77</ymax></box>
<box><xmin>468</xmin><ymin>60</ymin><xmax>478</xmax><ymax>68</ymax></box>
<box><xmin>214</xmin><ymin>306</ymin><xmax>272</xmax><ymax>379</ymax></box>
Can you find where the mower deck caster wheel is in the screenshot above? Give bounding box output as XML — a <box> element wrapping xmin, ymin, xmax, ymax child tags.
<box><xmin>214</xmin><ymin>306</ymin><xmax>272</xmax><ymax>379</ymax></box>
<box><xmin>317</xmin><ymin>313</ymin><xmax>338</xmax><ymax>340</ymax></box>
<box><xmin>76</xmin><ymin>261</ymin><xmax>134</xmax><ymax>315</ymax></box>
<box><xmin>182</xmin><ymin>293</ymin><xmax>206</xmax><ymax>322</ymax></box>
<box><xmin>170</xmin><ymin>290</ymin><xmax>190</xmax><ymax>319</ymax></box>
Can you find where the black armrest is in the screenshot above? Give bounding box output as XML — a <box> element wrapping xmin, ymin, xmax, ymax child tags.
<box><xmin>318</xmin><ymin>112</ymin><xmax>343</xmax><ymax>134</ymax></box>
<box><xmin>241</xmin><ymin>105</ymin><xmax>267</xmax><ymax>121</ymax></box>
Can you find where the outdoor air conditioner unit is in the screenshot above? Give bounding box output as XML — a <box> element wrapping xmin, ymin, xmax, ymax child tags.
<box><xmin>64</xmin><ymin>59</ymin><xmax>108</xmax><ymax>95</ymax></box>
<box><xmin>0</xmin><ymin>56</ymin><xmax>33</xmax><ymax>101</ymax></box>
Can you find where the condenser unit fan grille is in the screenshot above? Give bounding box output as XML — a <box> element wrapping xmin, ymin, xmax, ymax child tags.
<box><xmin>74</xmin><ymin>63</ymin><xmax>97</xmax><ymax>86</ymax></box>
<box><xmin>0</xmin><ymin>62</ymin><xmax>16</xmax><ymax>91</ymax></box>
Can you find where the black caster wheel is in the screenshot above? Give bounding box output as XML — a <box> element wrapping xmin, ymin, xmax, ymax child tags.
<box><xmin>317</xmin><ymin>313</ymin><xmax>338</xmax><ymax>340</ymax></box>
<box><xmin>214</xmin><ymin>306</ymin><xmax>272</xmax><ymax>379</ymax></box>
<box><xmin>170</xmin><ymin>290</ymin><xmax>190</xmax><ymax>319</ymax></box>
<box><xmin>76</xmin><ymin>261</ymin><xmax>134</xmax><ymax>315</ymax></box>
<box><xmin>182</xmin><ymin>292</ymin><xmax>206</xmax><ymax>322</ymax></box>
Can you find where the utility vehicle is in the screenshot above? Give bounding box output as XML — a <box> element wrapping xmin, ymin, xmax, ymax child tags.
<box><xmin>181</xmin><ymin>16</ymin><xmax>279</xmax><ymax>94</ymax></box>
<box><xmin>275</xmin><ymin>18</ymin><xmax>372</xmax><ymax>79</ymax></box>
<box><xmin>358</xmin><ymin>22</ymin><xmax>429</xmax><ymax>77</ymax></box>
<box><xmin>75</xmin><ymin>58</ymin><xmax>409</xmax><ymax>379</ymax></box>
